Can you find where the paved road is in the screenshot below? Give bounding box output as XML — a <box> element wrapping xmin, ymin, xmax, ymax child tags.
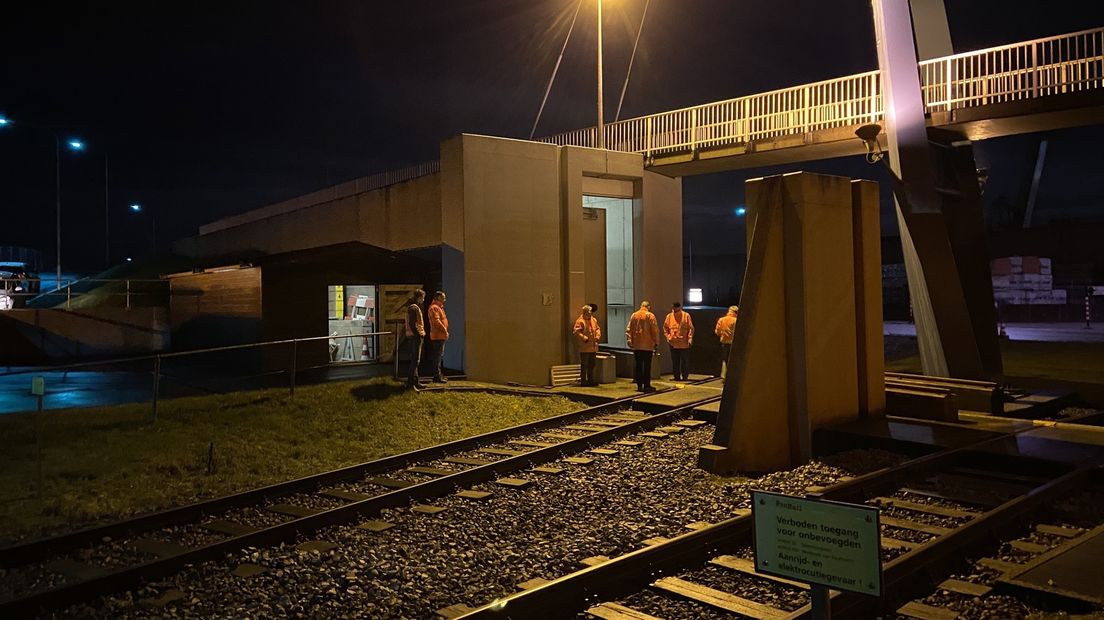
<box><xmin>885</xmin><ymin>321</ymin><xmax>1104</xmax><ymax>343</ymax></box>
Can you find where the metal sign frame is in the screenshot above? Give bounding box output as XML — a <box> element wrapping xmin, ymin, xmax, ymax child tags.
<box><xmin>751</xmin><ymin>489</ymin><xmax>883</xmax><ymax>597</ymax></box>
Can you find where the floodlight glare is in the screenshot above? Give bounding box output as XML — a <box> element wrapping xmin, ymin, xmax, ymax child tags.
<box><xmin>735</xmin><ymin>207</ymin><xmax>747</xmax><ymax>216</ymax></box>
<box><xmin>129</xmin><ymin>204</ymin><xmax>142</xmax><ymax>212</ymax></box>
<box><xmin>68</xmin><ymin>140</ymin><xmax>84</xmax><ymax>150</ymax></box>
<box><xmin>0</xmin><ymin>116</ymin><xmax>9</xmax><ymax>126</ymax></box>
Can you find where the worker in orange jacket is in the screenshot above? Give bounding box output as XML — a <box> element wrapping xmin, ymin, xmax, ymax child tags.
<box><xmin>664</xmin><ymin>302</ymin><xmax>695</xmax><ymax>381</ymax></box>
<box><xmin>427</xmin><ymin>290</ymin><xmax>449</xmax><ymax>383</ymax></box>
<box><xmin>573</xmin><ymin>304</ymin><xmax>602</xmax><ymax>386</ymax></box>
<box><xmin>714</xmin><ymin>305</ymin><xmax>738</xmax><ymax>377</ymax></box>
<box><xmin>625</xmin><ymin>300</ymin><xmax>660</xmax><ymax>392</ymax></box>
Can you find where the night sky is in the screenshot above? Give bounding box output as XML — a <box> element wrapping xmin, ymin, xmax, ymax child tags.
<box><xmin>2</xmin><ymin>1</ymin><xmax>1102</xmax><ymax>271</ymax></box>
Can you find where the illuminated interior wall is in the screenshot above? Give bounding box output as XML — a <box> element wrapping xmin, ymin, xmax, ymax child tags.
<box><xmin>582</xmin><ymin>195</ymin><xmax>634</xmax><ymax>348</ymax></box>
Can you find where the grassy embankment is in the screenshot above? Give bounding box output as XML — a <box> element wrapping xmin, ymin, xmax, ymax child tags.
<box><xmin>886</xmin><ymin>339</ymin><xmax>1104</xmax><ymax>385</ymax></box>
<box><xmin>0</xmin><ymin>378</ymin><xmax>580</xmax><ymax>542</ymax></box>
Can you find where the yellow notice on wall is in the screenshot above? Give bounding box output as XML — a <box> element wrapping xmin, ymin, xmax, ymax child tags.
<box><xmin>334</xmin><ymin>285</ymin><xmax>344</xmax><ymax>319</ymax></box>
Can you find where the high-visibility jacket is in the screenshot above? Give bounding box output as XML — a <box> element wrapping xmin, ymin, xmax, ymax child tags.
<box><xmin>573</xmin><ymin>314</ymin><xmax>601</xmax><ymax>353</ymax></box>
<box><xmin>715</xmin><ymin>315</ymin><xmax>737</xmax><ymax>344</ymax></box>
<box><xmin>428</xmin><ymin>301</ymin><xmax>449</xmax><ymax>341</ymax></box>
<box><xmin>404</xmin><ymin>303</ymin><xmax>425</xmax><ymax>337</ymax></box>
<box><xmin>625</xmin><ymin>309</ymin><xmax>659</xmax><ymax>351</ymax></box>
<box><xmin>664</xmin><ymin>310</ymin><xmax>695</xmax><ymax>349</ymax></box>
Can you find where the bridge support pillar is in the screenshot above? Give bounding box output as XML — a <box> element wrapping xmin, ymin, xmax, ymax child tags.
<box><xmin>698</xmin><ymin>172</ymin><xmax>884</xmax><ymax>474</ymax></box>
<box><xmin>871</xmin><ymin>0</ymin><xmax>1002</xmax><ymax>380</ymax></box>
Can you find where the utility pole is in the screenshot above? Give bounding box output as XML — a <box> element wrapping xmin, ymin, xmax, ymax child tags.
<box><xmin>596</xmin><ymin>0</ymin><xmax>605</xmax><ymax>149</ymax></box>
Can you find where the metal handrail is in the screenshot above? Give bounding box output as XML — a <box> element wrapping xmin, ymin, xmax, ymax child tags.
<box><xmin>0</xmin><ymin>331</ymin><xmax>393</xmax><ymax>378</ymax></box>
<box><xmin>537</xmin><ymin>26</ymin><xmax>1104</xmax><ymax>156</ymax></box>
<box><xmin>1</xmin><ymin>277</ymin><xmax>170</xmax><ymax>309</ymax></box>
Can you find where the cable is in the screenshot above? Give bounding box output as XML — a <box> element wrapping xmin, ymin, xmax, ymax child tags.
<box><xmin>530</xmin><ymin>0</ymin><xmax>585</xmax><ymax>140</ymax></box>
<box><xmin>614</xmin><ymin>0</ymin><xmax>650</xmax><ymax>122</ymax></box>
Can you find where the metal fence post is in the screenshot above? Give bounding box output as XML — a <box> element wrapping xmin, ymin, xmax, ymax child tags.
<box><xmin>151</xmin><ymin>355</ymin><xmax>161</xmax><ymax>423</ymax></box>
<box><xmin>126</xmin><ymin>280</ymin><xmax>131</xmax><ymax>309</ymax></box>
<box><xmin>36</xmin><ymin>393</ymin><xmax>44</xmax><ymax>498</ymax></box>
<box><xmin>66</xmin><ymin>282</ymin><xmax>71</xmax><ymax>309</ymax></box>
<box><xmin>289</xmin><ymin>339</ymin><xmax>298</xmax><ymax>398</ymax></box>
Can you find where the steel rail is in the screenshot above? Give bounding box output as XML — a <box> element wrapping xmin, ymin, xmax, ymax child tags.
<box><xmin>456</xmin><ymin>427</ymin><xmax>1095</xmax><ymax>619</ymax></box>
<box><xmin>0</xmin><ymin>386</ymin><xmax>646</xmax><ymax>566</ymax></box>
<box><xmin>0</xmin><ymin>392</ymin><xmax>721</xmax><ymax>617</ymax></box>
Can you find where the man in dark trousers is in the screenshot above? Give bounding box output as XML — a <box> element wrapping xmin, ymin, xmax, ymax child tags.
<box><xmin>427</xmin><ymin>290</ymin><xmax>449</xmax><ymax>382</ymax></box>
<box><xmin>403</xmin><ymin>289</ymin><xmax>427</xmax><ymax>390</ymax></box>
<box><xmin>625</xmin><ymin>300</ymin><xmax>660</xmax><ymax>392</ymax></box>
<box><xmin>573</xmin><ymin>304</ymin><xmax>601</xmax><ymax>386</ymax></box>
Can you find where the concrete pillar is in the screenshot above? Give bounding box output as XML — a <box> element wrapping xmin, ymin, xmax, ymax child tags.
<box><xmin>909</xmin><ymin>0</ymin><xmax>953</xmax><ymax>60</ymax></box>
<box><xmin>700</xmin><ymin>172</ymin><xmax>880</xmax><ymax>474</ymax></box>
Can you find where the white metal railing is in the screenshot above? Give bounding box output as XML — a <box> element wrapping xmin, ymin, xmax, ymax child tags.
<box><xmin>0</xmin><ymin>278</ymin><xmax>169</xmax><ymax>310</ymax></box>
<box><xmin>539</xmin><ymin>26</ymin><xmax>1104</xmax><ymax>158</ymax></box>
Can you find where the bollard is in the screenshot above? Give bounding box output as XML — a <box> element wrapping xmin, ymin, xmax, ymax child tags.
<box><xmin>151</xmin><ymin>355</ymin><xmax>162</xmax><ymax>423</ymax></box>
<box><xmin>289</xmin><ymin>339</ymin><xmax>298</xmax><ymax>398</ymax></box>
<box><xmin>126</xmin><ymin>280</ymin><xmax>131</xmax><ymax>309</ymax></box>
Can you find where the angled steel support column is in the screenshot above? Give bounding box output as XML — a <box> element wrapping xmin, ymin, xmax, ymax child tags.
<box><xmin>871</xmin><ymin>0</ymin><xmax>998</xmax><ymax>379</ymax></box>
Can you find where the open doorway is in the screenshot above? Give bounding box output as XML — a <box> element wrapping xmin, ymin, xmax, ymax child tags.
<box><xmin>327</xmin><ymin>284</ymin><xmax>377</xmax><ymax>363</ymax></box>
<box><xmin>582</xmin><ymin>195</ymin><xmax>634</xmax><ymax>349</ymax></box>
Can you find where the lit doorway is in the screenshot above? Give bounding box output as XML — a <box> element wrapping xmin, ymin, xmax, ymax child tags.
<box><xmin>582</xmin><ymin>195</ymin><xmax>634</xmax><ymax>349</ymax></box>
<box><xmin>327</xmin><ymin>284</ymin><xmax>378</xmax><ymax>363</ymax></box>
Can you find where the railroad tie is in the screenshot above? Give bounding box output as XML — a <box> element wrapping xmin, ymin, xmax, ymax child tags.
<box><xmin>436</xmin><ymin>603</ymin><xmax>475</xmax><ymax>619</ymax></box>
<box><xmin>896</xmin><ymin>600</ymin><xmax>961</xmax><ymax>620</ymax></box>
<box><xmin>937</xmin><ymin>578</ymin><xmax>991</xmax><ymax>597</ymax></box>
<box><xmin>872</xmin><ymin>497</ymin><xmax>979</xmax><ymax>520</ymax></box>
<box><xmin>586</xmin><ymin>602</ymin><xmax>665</xmax><ymax>620</ymax></box>
<box><xmin>709</xmin><ymin>555</ymin><xmax>809</xmax><ymax>589</ymax></box>
<box><xmin>651</xmin><ymin>576</ymin><xmax>791</xmax><ymax>619</ymax></box>
<box><xmin>200</xmin><ymin>519</ymin><xmax>260</xmax><ymax>537</ymax></box>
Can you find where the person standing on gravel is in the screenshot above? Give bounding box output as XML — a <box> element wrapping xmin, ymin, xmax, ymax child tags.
<box><xmin>404</xmin><ymin>289</ymin><xmax>427</xmax><ymax>390</ymax></box>
<box><xmin>626</xmin><ymin>300</ymin><xmax>659</xmax><ymax>392</ymax></box>
<box><xmin>427</xmin><ymin>291</ymin><xmax>449</xmax><ymax>383</ymax></box>
<box><xmin>663</xmin><ymin>302</ymin><xmax>694</xmax><ymax>381</ymax></box>
<box><xmin>573</xmin><ymin>304</ymin><xmax>601</xmax><ymax>386</ymax></box>
<box><xmin>714</xmin><ymin>305</ymin><xmax>738</xmax><ymax>377</ymax></box>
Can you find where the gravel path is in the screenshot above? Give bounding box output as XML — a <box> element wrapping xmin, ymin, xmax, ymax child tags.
<box><xmin>52</xmin><ymin>421</ymin><xmax>905</xmax><ymax>619</ymax></box>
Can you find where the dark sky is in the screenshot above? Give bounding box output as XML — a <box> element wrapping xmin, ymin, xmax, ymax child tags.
<box><xmin>2</xmin><ymin>0</ymin><xmax>1102</xmax><ymax>270</ymax></box>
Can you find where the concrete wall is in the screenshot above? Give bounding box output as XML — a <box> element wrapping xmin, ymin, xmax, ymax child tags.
<box><xmin>176</xmin><ymin>175</ymin><xmax>442</xmax><ymax>259</ymax></box>
<box><xmin>446</xmin><ymin>135</ymin><xmax>564</xmax><ymax>386</ymax></box>
<box><xmin>0</xmin><ymin>307</ymin><xmax>169</xmax><ymax>361</ymax></box>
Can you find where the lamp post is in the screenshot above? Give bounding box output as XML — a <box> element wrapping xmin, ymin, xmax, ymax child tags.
<box><xmin>0</xmin><ymin>117</ymin><xmax>84</xmax><ymax>291</ymax></box>
<box><xmin>596</xmin><ymin>0</ymin><xmax>605</xmax><ymax>149</ymax></box>
<box><xmin>129</xmin><ymin>203</ymin><xmax>156</xmax><ymax>256</ymax></box>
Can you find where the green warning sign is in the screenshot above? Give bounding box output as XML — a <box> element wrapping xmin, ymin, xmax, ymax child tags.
<box><xmin>31</xmin><ymin>376</ymin><xmax>45</xmax><ymax>396</ymax></box>
<box><xmin>752</xmin><ymin>490</ymin><xmax>882</xmax><ymax>596</ymax></box>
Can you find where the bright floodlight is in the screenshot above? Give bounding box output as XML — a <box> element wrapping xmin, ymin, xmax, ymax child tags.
<box><xmin>129</xmin><ymin>204</ymin><xmax>142</xmax><ymax>212</ymax></box>
<box><xmin>68</xmin><ymin>140</ymin><xmax>84</xmax><ymax>150</ymax></box>
<box><xmin>0</xmin><ymin>116</ymin><xmax>9</xmax><ymax>126</ymax></box>
<box><xmin>688</xmin><ymin>288</ymin><xmax>703</xmax><ymax>304</ymax></box>
<box><xmin>735</xmin><ymin>207</ymin><xmax>747</xmax><ymax>216</ymax></box>
<box><xmin>126</xmin><ymin>257</ymin><xmax>133</xmax><ymax>262</ymax></box>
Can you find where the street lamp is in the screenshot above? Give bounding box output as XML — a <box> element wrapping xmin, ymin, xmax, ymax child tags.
<box><xmin>597</xmin><ymin>0</ymin><xmax>605</xmax><ymax>149</ymax></box>
<box><xmin>129</xmin><ymin>203</ymin><xmax>156</xmax><ymax>256</ymax></box>
<box><xmin>0</xmin><ymin>118</ymin><xmax>87</xmax><ymax>291</ymax></box>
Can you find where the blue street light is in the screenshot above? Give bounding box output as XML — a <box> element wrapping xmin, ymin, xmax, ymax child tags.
<box><xmin>735</xmin><ymin>206</ymin><xmax>747</xmax><ymax>216</ymax></box>
<box><xmin>0</xmin><ymin>116</ymin><xmax>10</xmax><ymax>126</ymax></box>
<box><xmin>129</xmin><ymin>203</ymin><xmax>141</xmax><ymax>212</ymax></box>
<box><xmin>68</xmin><ymin>140</ymin><xmax>84</xmax><ymax>150</ymax></box>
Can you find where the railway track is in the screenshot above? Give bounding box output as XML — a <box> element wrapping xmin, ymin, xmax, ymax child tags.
<box><xmin>0</xmin><ymin>381</ymin><xmax>720</xmax><ymax>617</ymax></box>
<box><xmin>456</xmin><ymin>429</ymin><xmax>1104</xmax><ymax>619</ymax></box>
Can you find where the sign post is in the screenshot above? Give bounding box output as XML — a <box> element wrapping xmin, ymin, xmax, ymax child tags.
<box><xmin>752</xmin><ymin>490</ymin><xmax>882</xmax><ymax>618</ymax></box>
<box><xmin>31</xmin><ymin>376</ymin><xmax>46</xmax><ymax>497</ymax></box>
